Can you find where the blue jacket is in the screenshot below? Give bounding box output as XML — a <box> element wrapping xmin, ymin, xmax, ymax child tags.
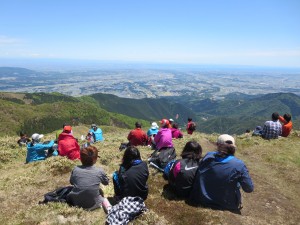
<box><xmin>189</xmin><ymin>151</ymin><xmax>254</xmax><ymax>210</ymax></box>
<box><xmin>147</xmin><ymin>128</ymin><xmax>158</xmax><ymax>137</ymax></box>
<box><xmin>26</xmin><ymin>140</ymin><xmax>56</xmax><ymax>163</ymax></box>
<box><xmin>89</xmin><ymin>128</ymin><xmax>104</xmax><ymax>142</ymax></box>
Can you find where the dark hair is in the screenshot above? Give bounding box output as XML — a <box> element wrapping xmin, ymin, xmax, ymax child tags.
<box><xmin>284</xmin><ymin>113</ymin><xmax>291</xmax><ymax>122</ymax></box>
<box><xmin>188</xmin><ymin>117</ymin><xmax>192</xmax><ymax>122</ymax></box>
<box><xmin>80</xmin><ymin>145</ymin><xmax>98</xmax><ymax>166</ymax></box>
<box><xmin>135</xmin><ymin>122</ymin><xmax>142</xmax><ymax>128</ymax></box>
<box><xmin>181</xmin><ymin>141</ymin><xmax>202</xmax><ymax>160</ymax></box>
<box><xmin>272</xmin><ymin>112</ymin><xmax>279</xmax><ymax>121</ymax></box>
<box><xmin>172</xmin><ymin>123</ymin><xmax>179</xmax><ymax>129</ymax></box>
<box><xmin>217</xmin><ymin>143</ymin><xmax>236</xmax><ymax>157</ymax></box>
<box><xmin>122</xmin><ymin>146</ymin><xmax>141</xmax><ymax>169</ymax></box>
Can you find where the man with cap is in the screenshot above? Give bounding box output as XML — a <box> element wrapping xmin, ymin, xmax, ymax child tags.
<box><xmin>189</xmin><ymin>134</ymin><xmax>254</xmax><ymax>211</ymax></box>
<box><xmin>26</xmin><ymin>133</ymin><xmax>57</xmax><ymax>163</ymax></box>
<box><xmin>89</xmin><ymin>124</ymin><xmax>104</xmax><ymax>142</ymax></box>
<box><xmin>127</xmin><ymin>122</ymin><xmax>148</xmax><ymax>146</ymax></box>
<box><xmin>154</xmin><ymin>119</ymin><xmax>174</xmax><ymax>150</ymax></box>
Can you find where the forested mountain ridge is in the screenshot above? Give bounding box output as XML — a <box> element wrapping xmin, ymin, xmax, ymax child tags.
<box><xmin>0</xmin><ymin>91</ymin><xmax>299</xmax><ymax>136</ymax></box>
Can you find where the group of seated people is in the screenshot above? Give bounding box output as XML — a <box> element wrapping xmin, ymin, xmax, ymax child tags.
<box><xmin>25</xmin><ymin>123</ymin><xmax>104</xmax><ymax>163</ymax></box>
<box><xmin>21</xmin><ymin>111</ymin><xmax>293</xmax><ymax>214</ymax></box>
<box><xmin>251</xmin><ymin>112</ymin><xmax>293</xmax><ymax>139</ymax></box>
<box><xmin>127</xmin><ymin>118</ymin><xmax>183</xmax><ymax>150</ymax></box>
<box><xmin>64</xmin><ymin>133</ymin><xmax>253</xmax><ymax>213</ymax></box>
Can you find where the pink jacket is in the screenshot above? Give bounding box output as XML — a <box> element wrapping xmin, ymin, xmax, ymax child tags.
<box><xmin>154</xmin><ymin>128</ymin><xmax>173</xmax><ymax>150</ymax></box>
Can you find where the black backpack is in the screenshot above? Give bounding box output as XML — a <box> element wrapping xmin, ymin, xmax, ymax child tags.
<box><xmin>189</xmin><ymin>122</ymin><xmax>196</xmax><ymax>131</ymax></box>
<box><xmin>149</xmin><ymin>147</ymin><xmax>176</xmax><ymax>170</ymax></box>
<box><xmin>39</xmin><ymin>186</ymin><xmax>73</xmax><ymax>204</ymax></box>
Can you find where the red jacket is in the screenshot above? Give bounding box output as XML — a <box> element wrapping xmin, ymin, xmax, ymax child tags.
<box><xmin>278</xmin><ymin>116</ymin><xmax>293</xmax><ymax>137</ymax></box>
<box><xmin>127</xmin><ymin>128</ymin><xmax>148</xmax><ymax>146</ymax></box>
<box><xmin>58</xmin><ymin>133</ymin><xmax>80</xmax><ymax>160</ymax></box>
<box><xmin>186</xmin><ymin>121</ymin><xmax>195</xmax><ymax>134</ymax></box>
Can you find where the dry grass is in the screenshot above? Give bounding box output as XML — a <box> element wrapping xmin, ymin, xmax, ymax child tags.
<box><xmin>1</xmin><ymin>127</ymin><xmax>300</xmax><ymax>225</ymax></box>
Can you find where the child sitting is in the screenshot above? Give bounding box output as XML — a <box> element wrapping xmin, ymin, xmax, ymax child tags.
<box><xmin>168</xmin><ymin>141</ymin><xmax>202</xmax><ymax>198</ymax></box>
<box><xmin>67</xmin><ymin>145</ymin><xmax>109</xmax><ymax>211</ymax></box>
<box><xmin>113</xmin><ymin>146</ymin><xmax>149</xmax><ymax>201</ymax></box>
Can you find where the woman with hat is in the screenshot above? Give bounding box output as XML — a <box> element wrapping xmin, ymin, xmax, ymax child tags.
<box><xmin>147</xmin><ymin>122</ymin><xmax>159</xmax><ymax>148</ymax></box>
<box><xmin>26</xmin><ymin>133</ymin><xmax>57</xmax><ymax>163</ymax></box>
<box><xmin>58</xmin><ymin>125</ymin><xmax>81</xmax><ymax>160</ymax></box>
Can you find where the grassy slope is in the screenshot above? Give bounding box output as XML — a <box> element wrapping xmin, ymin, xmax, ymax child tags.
<box><xmin>1</xmin><ymin>126</ymin><xmax>300</xmax><ymax>225</ymax></box>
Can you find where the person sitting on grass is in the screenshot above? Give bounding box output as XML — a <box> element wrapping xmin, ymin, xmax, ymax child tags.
<box><xmin>168</xmin><ymin>141</ymin><xmax>202</xmax><ymax>198</ymax></box>
<box><xmin>154</xmin><ymin>119</ymin><xmax>174</xmax><ymax>151</ymax></box>
<box><xmin>58</xmin><ymin>125</ymin><xmax>81</xmax><ymax>160</ymax></box>
<box><xmin>127</xmin><ymin>122</ymin><xmax>148</xmax><ymax>146</ymax></box>
<box><xmin>89</xmin><ymin>124</ymin><xmax>104</xmax><ymax>142</ymax></box>
<box><xmin>261</xmin><ymin>112</ymin><xmax>282</xmax><ymax>139</ymax></box>
<box><xmin>26</xmin><ymin>133</ymin><xmax>57</xmax><ymax>163</ymax></box>
<box><xmin>67</xmin><ymin>145</ymin><xmax>110</xmax><ymax>211</ymax></box>
<box><xmin>189</xmin><ymin>134</ymin><xmax>254</xmax><ymax>212</ymax></box>
<box><xmin>171</xmin><ymin>123</ymin><xmax>183</xmax><ymax>139</ymax></box>
<box><xmin>113</xmin><ymin>146</ymin><xmax>149</xmax><ymax>201</ymax></box>
<box><xmin>17</xmin><ymin>131</ymin><xmax>31</xmax><ymax>147</ymax></box>
<box><xmin>147</xmin><ymin>122</ymin><xmax>159</xmax><ymax>148</ymax></box>
<box><xmin>279</xmin><ymin>113</ymin><xmax>293</xmax><ymax>137</ymax></box>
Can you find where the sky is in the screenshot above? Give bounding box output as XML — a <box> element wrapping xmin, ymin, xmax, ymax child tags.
<box><xmin>0</xmin><ymin>0</ymin><xmax>300</xmax><ymax>68</ymax></box>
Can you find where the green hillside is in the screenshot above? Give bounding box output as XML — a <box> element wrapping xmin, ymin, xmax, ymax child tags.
<box><xmin>1</xmin><ymin>91</ymin><xmax>299</xmax><ymax>136</ymax></box>
<box><xmin>88</xmin><ymin>93</ymin><xmax>198</xmax><ymax>126</ymax></box>
<box><xmin>1</xmin><ymin>126</ymin><xmax>299</xmax><ymax>224</ymax></box>
<box><xmin>166</xmin><ymin>92</ymin><xmax>300</xmax><ymax>134</ymax></box>
<box><xmin>0</xmin><ymin>92</ymin><xmax>148</xmax><ymax>136</ymax></box>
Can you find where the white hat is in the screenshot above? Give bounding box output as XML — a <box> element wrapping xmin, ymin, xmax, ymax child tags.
<box><xmin>31</xmin><ymin>133</ymin><xmax>44</xmax><ymax>141</ymax></box>
<box><xmin>169</xmin><ymin>118</ymin><xmax>174</xmax><ymax>122</ymax></box>
<box><xmin>217</xmin><ymin>134</ymin><xmax>235</xmax><ymax>146</ymax></box>
<box><xmin>151</xmin><ymin>122</ymin><xmax>159</xmax><ymax>129</ymax></box>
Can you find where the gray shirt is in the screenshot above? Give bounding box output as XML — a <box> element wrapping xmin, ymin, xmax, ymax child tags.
<box><xmin>67</xmin><ymin>165</ymin><xmax>109</xmax><ymax>210</ymax></box>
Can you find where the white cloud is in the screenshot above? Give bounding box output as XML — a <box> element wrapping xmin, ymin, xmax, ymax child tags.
<box><xmin>0</xmin><ymin>35</ymin><xmax>22</xmax><ymax>45</ymax></box>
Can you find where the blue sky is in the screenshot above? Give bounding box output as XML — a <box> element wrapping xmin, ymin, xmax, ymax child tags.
<box><xmin>0</xmin><ymin>0</ymin><xmax>300</xmax><ymax>67</ymax></box>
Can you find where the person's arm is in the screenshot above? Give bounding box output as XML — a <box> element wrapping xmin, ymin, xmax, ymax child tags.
<box><xmin>42</xmin><ymin>140</ymin><xmax>55</xmax><ymax>149</ymax></box>
<box><xmin>99</xmin><ymin>169</ymin><xmax>109</xmax><ymax>186</ymax></box>
<box><xmin>239</xmin><ymin>165</ymin><xmax>254</xmax><ymax>193</ymax></box>
<box><xmin>69</xmin><ymin>169</ymin><xmax>75</xmax><ymax>185</ymax></box>
<box><xmin>154</xmin><ymin>131</ymin><xmax>161</xmax><ymax>143</ymax></box>
<box><xmin>127</xmin><ymin>131</ymin><xmax>132</xmax><ymax>141</ymax></box>
<box><xmin>278</xmin><ymin>116</ymin><xmax>287</xmax><ymax>124</ymax></box>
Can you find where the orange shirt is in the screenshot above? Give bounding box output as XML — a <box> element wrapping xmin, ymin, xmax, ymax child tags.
<box><xmin>278</xmin><ymin>116</ymin><xmax>293</xmax><ymax>137</ymax></box>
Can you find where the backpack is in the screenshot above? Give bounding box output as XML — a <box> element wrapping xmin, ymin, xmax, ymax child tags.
<box><xmin>149</xmin><ymin>147</ymin><xmax>176</xmax><ymax>170</ymax></box>
<box><xmin>188</xmin><ymin>122</ymin><xmax>196</xmax><ymax>131</ymax></box>
<box><xmin>39</xmin><ymin>186</ymin><xmax>73</xmax><ymax>204</ymax></box>
<box><xmin>163</xmin><ymin>159</ymin><xmax>176</xmax><ymax>180</ymax></box>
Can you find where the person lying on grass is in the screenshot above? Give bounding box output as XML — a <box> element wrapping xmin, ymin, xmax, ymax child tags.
<box><xmin>67</xmin><ymin>145</ymin><xmax>109</xmax><ymax>211</ymax></box>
